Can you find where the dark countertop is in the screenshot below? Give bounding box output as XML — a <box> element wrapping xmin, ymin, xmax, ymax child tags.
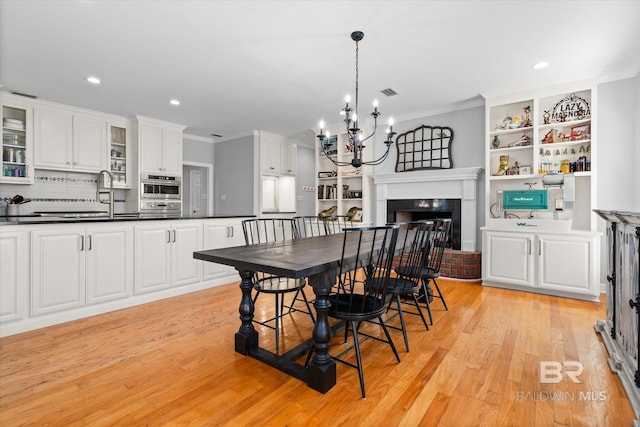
<box><xmin>0</xmin><ymin>214</ymin><xmax>255</xmax><ymax>226</ymax></box>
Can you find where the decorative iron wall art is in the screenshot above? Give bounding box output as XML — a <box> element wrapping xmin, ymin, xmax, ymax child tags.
<box><xmin>395</xmin><ymin>125</ymin><xmax>454</xmax><ymax>172</ymax></box>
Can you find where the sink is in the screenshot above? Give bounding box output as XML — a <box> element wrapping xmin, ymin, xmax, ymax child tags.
<box><xmin>485</xmin><ymin>218</ymin><xmax>573</xmax><ymax>232</ymax></box>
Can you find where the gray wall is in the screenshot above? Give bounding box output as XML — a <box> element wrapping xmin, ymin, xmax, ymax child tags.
<box><xmin>295</xmin><ymin>145</ymin><xmax>316</xmax><ymax>216</ymax></box>
<box><xmin>372</xmin><ymin>105</ymin><xmax>486</xmax><ymax>247</ymax></box>
<box><xmin>184</xmin><ymin>138</ymin><xmax>214</xmax><ymax>164</ymax></box>
<box><xmin>213</xmin><ymin>135</ymin><xmax>256</xmax><ymax>216</ymax></box>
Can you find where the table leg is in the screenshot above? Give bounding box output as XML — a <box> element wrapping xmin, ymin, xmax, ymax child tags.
<box><xmin>235</xmin><ymin>269</ymin><xmax>258</xmax><ymax>354</ymax></box>
<box><xmin>306</xmin><ymin>270</ymin><xmax>337</xmax><ymax>393</ymax></box>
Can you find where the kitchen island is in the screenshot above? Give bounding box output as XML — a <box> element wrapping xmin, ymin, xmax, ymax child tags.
<box><xmin>0</xmin><ymin>214</ymin><xmax>254</xmax><ymax>337</ymax></box>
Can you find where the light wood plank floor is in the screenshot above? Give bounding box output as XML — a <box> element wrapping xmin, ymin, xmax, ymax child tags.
<box><xmin>0</xmin><ymin>279</ymin><xmax>634</xmax><ymax>426</ymax></box>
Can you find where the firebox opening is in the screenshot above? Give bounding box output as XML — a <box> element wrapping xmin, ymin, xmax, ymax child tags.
<box><xmin>387</xmin><ymin>199</ymin><xmax>461</xmax><ymax>250</ymax></box>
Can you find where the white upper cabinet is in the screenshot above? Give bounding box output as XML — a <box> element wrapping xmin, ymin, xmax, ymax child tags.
<box><xmin>260</xmin><ymin>130</ymin><xmax>297</xmax><ymax>176</ymax></box>
<box><xmin>34</xmin><ymin>105</ymin><xmax>107</xmax><ymax>173</ymax></box>
<box><xmin>1</xmin><ymin>93</ymin><xmax>34</xmax><ymax>184</ymax></box>
<box><xmin>137</xmin><ymin>116</ymin><xmax>185</xmax><ymax>176</ymax></box>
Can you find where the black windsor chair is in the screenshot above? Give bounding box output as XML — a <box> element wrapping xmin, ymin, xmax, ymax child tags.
<box><xmin>322</xmin><ymin>215</ymin><xmax>353</xmax><ymax>235</ymax></box>
<box><xmin>306</xmin><ymin>225</ymin><xmax>401</xmax><ymax>398</ymax></box>
<box><xmin>375</xmin><ymin>220</ymin><xmax>433</xmax><ymax>352</ymax></box>
<box><xmin>293</xmin><ymin>216</ymin><xmax>328</xmax><ymax>238</ymax></box>
<box><xmin>241</xmin><ymin>218</ymin><xmax>315</xmax><ymax>353</ymax></box>
<box><xmin>417</xmin><ymin>218</ymin><xmax>452</xmax><ymax>324</ymax></box>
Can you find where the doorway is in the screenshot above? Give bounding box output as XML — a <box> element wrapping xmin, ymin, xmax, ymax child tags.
<box><xmin>183</xmin><ymin>162</ymin><xmax>213</xmax><ymax>217</ymax></box>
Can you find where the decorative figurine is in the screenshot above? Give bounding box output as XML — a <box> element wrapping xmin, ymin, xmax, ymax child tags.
<box><xmin>542</xmin><ymin>129</ymin><xmax>557</xmax><ymax>144</ymax></box>
<box><xmin>543</xmin><ymin>110</ymin><xmax>551</xmax><ymax>124</ymax></box>
<box><xmin>558</xmin><ymin>112</ymin><xmax>567</xmax><ymax>122</ymax></box>
<box><xmin>495</xmin><ymin>155</ymin><xmax>509</xmax><ymax>176</ymax></box>
<box><xmin>491</xmin><ymin>135</ymin><xmax>501</xmax><ymax>149</ymax></box>
<box><xmin>517</xmin><ymin>133</ymin><xmax>531</xmax><ymax>146</ymax></box>
<box><xmin>319</xmin><ymin>205</ymin><xmax>337</xmax><ymax>218</ymax></box>
<box><xmin>523</xmin><ymin>106</ymin><xmax>532</xmax><ymax>127</ymax></box>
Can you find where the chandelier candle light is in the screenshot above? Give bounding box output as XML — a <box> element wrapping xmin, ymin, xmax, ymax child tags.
<box><xmin>317</xmin><ymin>31</ymin><xmax>396</xmax><ymax>168</ymax></box>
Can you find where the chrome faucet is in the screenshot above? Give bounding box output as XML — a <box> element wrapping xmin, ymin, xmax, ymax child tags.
<box><xmin>96</xmin><ymin>170</ymin><xmax>114</xmax><ymax>219</ymax></box>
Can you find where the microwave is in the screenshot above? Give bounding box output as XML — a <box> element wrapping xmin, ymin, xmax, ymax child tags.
<box><xmin>140</xmin><ymin>174</ymin><xmax>181</xmax><ymax>200</ymax></box>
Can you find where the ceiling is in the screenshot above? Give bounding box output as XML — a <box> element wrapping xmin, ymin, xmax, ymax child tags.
<box><xmin>1</xmin><ymin>0</ymin><xmax>639</xmax><ymax>142</ymax></box>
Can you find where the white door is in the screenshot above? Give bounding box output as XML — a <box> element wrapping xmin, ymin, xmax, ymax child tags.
<box><xmin>203</xmin><ymin>222</ymin><xmax>234</xmax><ymax>280</ymax></box>
<box><xmin>161</xmin><ymin>127</ymin><xmax>182</xmax><ymax>175</ymax></box>
<box><xmin>32</xmin><ymin>228</ymin><xmax>86</xmax><ymax>315</ymax></box>
<box><xmin>537</xmin><ymin>234</ymin><xmax>595</xmax><ymax>294</ymax></box>
<box><xmin>170</xmin><ymin>222</ymin><xmax>203</xmax><ymax>287</ymax></box>
<box><xmin>189</xmin><ymin>168</ymin><xmax>204</xmax><ymax>216</ymax></box>
<box><xmin>134</xmin><ymin>225</ymin><xmax>171</xmax><ymax>294</ymax></box>
<box><xmin>0</xmin><ymin>230</ymin><xmax>29</xmax><ymax>322</ymax></box>
<box><xmin>139</xmin><ymin>123</ymin><xmax>164</xmax><ymax>173</ymax></box>
<box><xmin>34</xmin><ymin>106</ymin><xmax>72</xmax><ymax>169</ymax></box>
<box><xmin>86</xmin><ymin>225</ymin><xmax>133</xmax><ymax>304</ymax></box>
<box><xmin>483</xmin><ymin>231</ymin><xmax>533</xmax><ymax>287</ymax></box>
<box><xmin>73</xmin><ymin>113</ymin><xmax>107</xmax><ymax>172</ymax></box>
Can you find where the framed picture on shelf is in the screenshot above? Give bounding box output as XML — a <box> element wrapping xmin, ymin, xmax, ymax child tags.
<box><xmin>570</xmin><ymin>124</ymin><xmax>590</xmax><ymax>141</ymax></box>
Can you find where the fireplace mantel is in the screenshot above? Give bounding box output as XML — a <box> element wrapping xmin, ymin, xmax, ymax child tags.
<box><xmin>373</xmin><ymin>167</ymin><xmax>483</xmax><ymax>251</ymax></box>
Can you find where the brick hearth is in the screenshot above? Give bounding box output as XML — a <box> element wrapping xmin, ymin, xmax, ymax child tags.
<box><xmin>440</xmin><ymin>249</ymin><xmax>481</xmax><ymax>280</ymax></box>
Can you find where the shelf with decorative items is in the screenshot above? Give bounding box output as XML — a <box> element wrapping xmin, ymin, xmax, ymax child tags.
<box><xmin>316</xmin><ymin>133</ymin><xmax>367</xmax><ymax>222</ymax></box>
<box><xmin>484</xmin><ymin>84</ymin><xmax>597</xmax><ymax>231</ymax></box>
<box><xmin>108</xmin><ymin>119</ymin><xmax>131</xmax><ymax>188</ymax></box>
<box><xmin>1</xmin><ymin>94</ymin><xmax>34</xmax><ymax>184</ymax></box>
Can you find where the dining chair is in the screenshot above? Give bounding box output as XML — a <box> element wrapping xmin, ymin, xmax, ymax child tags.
<box><xmin>376</xmin><ymin>220</ymin><xmax>433</xmax><ymax>352</ymax></box>
<box><xmin>293</xmin><ymin>216</ymin><xmax>327</xmax><ymax>238</ymax></box>
<box><xmin>306</xmin><ymin>225</ymin><xmax>401</xmax><ymax>398</ymax></box>
<box><xmin>241</xmin><ymin>218</ymin><xmax>315</xmax><ymax>352</ymax></box>
<box><xmin>322</xmin><ymin>215</ymin><xmax>353</xmax><ymax>235</ymax></box>
<box><xmin>417</xmin><ymin>218</ymin><xmax>452</xmax><ymax>324</ymax></box>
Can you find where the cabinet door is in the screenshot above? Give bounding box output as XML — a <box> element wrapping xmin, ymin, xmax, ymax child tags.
<box><xmin>32</xmin><ymin>228</ymin><xmax>85</xmax><ymax>315</ymax></box>
<box><xmin>261</xmin><ymin>135</ymin><xmax>281</xmax><ymax>174</ymax></box>
<box><xmin>161</xmin><ymin>127</ymin><xmax>183</xmax><ymax>175</ymax></box>
<box><xmin>72</xmin><ymin>113</ymin><xmax>107</xmax><ymax>172</ymax></box>
<box><xmin>281</xmin><ymin>142</ymin><xmax>297</xmax><ymax>175</ymax></box>
<box><xmin>171</xmin><ymin>222</ymin><xmax>203</xmax><ymax>287</ymax></box>
<box><xmin>1</xmin><ymin>96</ymin><xmax>34</xmax><ymax>183</ymax></box>
<box><xmin>483</xmin><ymin>231</ymin><xmax>533</xmax><ymax>287</ymax></box>
<box><xmin>139</xmin><ymin>122</ymin><xmax>164</xmax><ymax>173</ymax></box>
<box><xmin>86</xmin><ymin>225</ymin><xmax>133</xmax><ymax>304</ymax></box>
<box><xmin>0</xmin><ymin>230</ymin><xmax>29</xmax><ymax>323</ymax></box>
<box><xmin>34</xmin><ymin>106</ymin><xmax>72</xmax><ymax>169</ymax></box>
<box><xmin>134</xmin><ymin>225</ymin><xmax>171</xmax><ymax>294</ymax></box>
<box><xmin>203</xmin><ymin>222</ymin><xmax>235</xmax><ymax>280</ymax></box>
<box><xmin>537</xmin><ymin>234</ymin><xmax>596</xmax><ymax>295</ymax></box>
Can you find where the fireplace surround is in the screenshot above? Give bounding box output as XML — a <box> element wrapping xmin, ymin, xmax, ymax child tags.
<box><xmin>373</xmin><ymin>167</ymin><xmax>483</xmax><ymax>280</ymax></box>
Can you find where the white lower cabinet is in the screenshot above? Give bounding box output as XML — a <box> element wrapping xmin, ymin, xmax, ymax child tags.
<box><xmin>31</xmin><ymin>224</ymin><xmax>133</xmax><ymax>316</ymax></box>
<box><xmin>202</xmin><ymin>219</ymin><xmax>245</xmax><ymax>280</ymax></box>
<box><xmin>134</xmin><ymin>221</ymin><xmax>203</xmax><ymax>294</ymax></box>
<box><xmin>482</xmin><ymin>229</ymin><xmax>600</xmax><ymax>300</ymax></box>
<box><xmin>0</xmin><ymin>228</ymin><xmax>29</xmax><ymax>323</ymax></box>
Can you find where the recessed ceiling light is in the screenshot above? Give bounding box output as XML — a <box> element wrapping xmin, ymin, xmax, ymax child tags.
<box><xmin>532</xmin><ymin>61</ymin><xmax>549</xmax><ymax>70</ymax></box>
<box><xmin>86</xmin><ymin>76</ymin><xmax>101</xmax><ymax>84</ymax></box>
<box><xmin>169</xmin><ymin>99</ymin><xmax>181</xmax><ymax>106</ymax></box>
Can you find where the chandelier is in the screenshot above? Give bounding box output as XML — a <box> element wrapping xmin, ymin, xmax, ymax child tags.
<box><xmin>317</xmin><ymin>31</ymin><xmax>396</xmax><ymax>168</ymax></box>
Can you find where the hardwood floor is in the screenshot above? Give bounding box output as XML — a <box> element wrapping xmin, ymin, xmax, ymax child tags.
<box><xmin>0</xmin><ymin>279</ymin><xmax>634</xmax><ymax>426</ymax></box>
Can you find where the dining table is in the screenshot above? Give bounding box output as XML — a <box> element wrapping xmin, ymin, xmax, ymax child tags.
<box><xmin>193</xmin><ymin>231</ymin><xmax>385</xmax><ymax>393</ymax></box>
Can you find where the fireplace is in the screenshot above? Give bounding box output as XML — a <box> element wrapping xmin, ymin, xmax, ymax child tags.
<box><xmin>386</xmin><ymin>198</ymin><xmax>461</xmax><ymax>250</ymax></box>
<box><xmin>373</xmin><ymin>167</ymin><xmax>483</xmax><ymax>280</ymax></box>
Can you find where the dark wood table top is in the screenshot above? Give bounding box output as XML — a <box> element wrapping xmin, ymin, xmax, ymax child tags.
<box><xmin>194</xmin><ymin>233</ymin><xmax>348</xmax><ymax>279</ymax></box>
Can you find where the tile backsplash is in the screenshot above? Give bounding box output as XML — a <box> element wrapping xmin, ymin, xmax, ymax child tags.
<box><xmin>1</xmin><ymin>170</ymin><xmax>132</xmax><ymax>215</ymax></box>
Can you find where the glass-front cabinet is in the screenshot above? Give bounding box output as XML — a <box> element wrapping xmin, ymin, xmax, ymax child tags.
<box><xmin>108</xmin><ymin>119</ymin><xmax>131</xmax><ymax>188</ymax></box>
<box><xmin>1</xmin><ymin>94</ymin><xmax>33</xmax><ymax>184</ymax></box>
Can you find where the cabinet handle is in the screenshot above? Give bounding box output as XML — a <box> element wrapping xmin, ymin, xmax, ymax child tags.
<box><xmin>172</xmin><ymin>229</ymin><xmax>176</xmax><ymax>242</ymax></box>
<box><xmin>167</xmin><ymin>230</ymin><xmax>171</xmax><ymax>243</ymax></box>
<box><xmin>231</xmin><ymin>227</ymin><xmax>234</xmax><ymax>238</ymax></box>
<box><xmin>80</xmin><ymin>235</ymin><xmax>84</xmax><ymax>251</ymax></box>
<box><xmin>538</xmin><ymin>241</ymin><xmax>542</xmax><ymax>256</ymax></box>
<box><xmin>88</xmin><ymin>235</ymin><xmax>92</xmax><ymax>251</ymax></box>
<box><xmin>527</xmin><ymin>239</ymin><xmax>531</xmax><ymax>255</ymax></box>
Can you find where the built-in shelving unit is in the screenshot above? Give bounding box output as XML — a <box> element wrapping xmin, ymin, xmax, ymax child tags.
<box><xmin>315</xmin><ymin>133</ymin><xmax>368</xmax><ymax>222</ymax></box>
<box><xmin>1</xmin><ymin>94</ymin><xmax>33</xmax><ymax>184</ymax></box>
